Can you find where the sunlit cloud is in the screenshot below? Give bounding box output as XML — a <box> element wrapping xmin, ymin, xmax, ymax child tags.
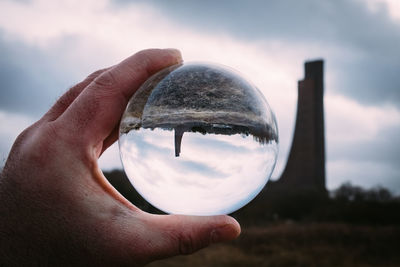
<box><xmin>327</xmin><ymin>159</ymin><xmax>400</xmax><ymax>192</ymax></box>
<box><xmin>326</xmin><ymin>93</ymin><xmax>400</xmax><ymax>143</ymax></box>
<box><xmin>363</xmin><ymin>0</ymin><xmax>400</xmax><ymax>21</ymax></box>
<box><xmin>120</xmin><ymin>128</ymin><xmax>277</xmax><ymax>215</ymax></box>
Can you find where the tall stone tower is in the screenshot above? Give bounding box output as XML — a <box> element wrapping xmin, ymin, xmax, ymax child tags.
<box><xmin>269</xmin><ymin>60</ymin><xmax>326</xmax><ymax>192</ymax></box>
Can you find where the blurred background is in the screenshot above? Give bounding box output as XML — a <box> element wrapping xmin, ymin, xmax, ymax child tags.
<box><xmin>1</xmin><ymin>0</ymin><xmax>399</xmax><ymax>266</ymax></box>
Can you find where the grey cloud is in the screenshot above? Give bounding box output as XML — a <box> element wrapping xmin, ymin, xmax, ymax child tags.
<box><xmin>188</xmin><ymin>134</ymin><xmax>252</xmax><ymax>154</ymax></box>
<box><xmin>127</xmin><ymin>130</ymin><xmax>232</xmax><ymax>179</ymax></box>
<box><xmin>328</xmin><ymin>125</ymin><xmax>400</xmax><ymax>170</ymax></box>
<box><xmin>115</xmin><ymin>0</ymin><xmax>397</xmax><ymax>45</ymax></box>
<box><xmin>113</xmin><ymin>0</ymin><xmax>400</xmax><ymax>106</ymax></box>
<box><xmin>175</xmin><ymin>159</ymin><xmax>228</xmax><ymax>179</ymax></box>
<box><xmin>331</xmin><ymin>55</ymin><xmax>400</xmax><ymax>106</ymax></box>
<box><xmin>12</xmin><ymin>0</ymin><xmax>32</xmax><ymax>3</ymax></box>
<box><xmin>326</xmin><ymin>121</ymin><xmax>400</xmax><ymax>193</ymax></box>
<box><xmin>0</xmin><ymin>33</ymin><xmax>86</xmax><ymax>116</ymax></box>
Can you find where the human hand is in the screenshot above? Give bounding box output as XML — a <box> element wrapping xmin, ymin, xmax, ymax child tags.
<box><xmin>0</xmin><ymin>49</ymin><xmax>240</xmax><ymax>266</ymax></box>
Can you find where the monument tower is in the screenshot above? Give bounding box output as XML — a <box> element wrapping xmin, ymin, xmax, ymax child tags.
<box><xmin>268</xmin><ymin>60</ymin><xmax>326</xmax><ymax>192</ymax></box>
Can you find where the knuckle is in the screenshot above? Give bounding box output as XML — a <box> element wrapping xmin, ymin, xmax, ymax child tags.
<box><xmin>56</xmin><ymin>88</ymin><xmax>76</xmax><ymax>110</ymax></box>
<box><xmin>44</xmin><ymin>121</ymin><xmax>85</xmax><ymax>150</ymax></box>
<box><xmin>44</xmin><ymin>121</ymin><xmax>62</xmax><ymax>142</ymax></box>
<box><xmin>132</xmin><ymin>50</ymin><xmax>153</xmax><ymax>70</ymax></box>
<box><xmin>175</xmin><ymin>230</ymin><xmax>211</xmax><ymax>255</ymax></box>
<box><xmin>176</xmin><ymin>232</ymin><xmax>212</xmax><ymax>255</ymax></box>
<box><xmin>6</xmin><ymin>123</ymin><xmax>49</xmax><ymax>167</ymax></box>
<box><xmin>135</xmin><ymin>49</ymin><xmax>154</xmax><ymax>60</ymax></box>
<box><xmin>11</xmin><ymin>121</ymin><xmax>42</xmax><ymax>152</ymax></box>
<box><xmin>93</xmin><ymin>70</ymin><xmax>117</xmax><ymax>88</ymax></box>
<box><xmin>87</xmin><ymin>68</ymin><xmax>108</xmax><ymax>80</ymax></box>
<box><xmin>177</xmin><ymin>232</ymin><xmax>195</xmax><ymax>255</ymax></box>
<box><xmin>10</xmin><ymin>128</ymin><xmax>32</xmax><ymax>155</ymax></box>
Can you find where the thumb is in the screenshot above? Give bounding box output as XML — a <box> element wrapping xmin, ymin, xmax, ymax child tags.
<box><xmin>141</xmin><ymin>213</ymin><xmax>241</xmax><ymax>260</ymax></box>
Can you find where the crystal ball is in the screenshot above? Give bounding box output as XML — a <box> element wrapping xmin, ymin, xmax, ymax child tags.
<box><xmin>119</xmin><ymin>62</ymin><xmax>278</xmax><ymax>215</ymax></box>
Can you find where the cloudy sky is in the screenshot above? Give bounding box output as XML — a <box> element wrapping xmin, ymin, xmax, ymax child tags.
<box><xmin>120</xmin><ymin>128</ymin><xmax>277</xmax><ymax>215</ymax></box>
<box><xmin>0</xmin><ymin>0</ymin><xmax>399</xmax><ymax>193</ymax></box>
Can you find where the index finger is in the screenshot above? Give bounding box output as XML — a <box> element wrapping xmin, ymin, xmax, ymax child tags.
<box><xmin>55</xmin><ymin>49</ymin><xmax>182</xmax><ymax>151</ymax></box>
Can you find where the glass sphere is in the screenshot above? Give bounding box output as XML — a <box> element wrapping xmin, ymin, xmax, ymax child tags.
<box><xmin>119</xmin><ymin>62</ymin><xmax>278</xmax><ymax>215</ymax></box>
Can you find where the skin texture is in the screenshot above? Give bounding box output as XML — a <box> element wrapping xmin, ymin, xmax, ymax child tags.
<box><xmin>0</xmin><ymin>49</ymin><xmax>241</xmax><ymax>266</ymax></box>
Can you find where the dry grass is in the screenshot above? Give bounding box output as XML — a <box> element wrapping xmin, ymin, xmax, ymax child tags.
<box><xmin>148</xmin><ymin>222</ymin><xmax>400</xmax><ymax>267</ymax></box>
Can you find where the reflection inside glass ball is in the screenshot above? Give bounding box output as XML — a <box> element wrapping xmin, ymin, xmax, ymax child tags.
<box><xmin>118</xmin><ymin>62</ymin><xmax>278</xmax><ymax>215</ymax></box>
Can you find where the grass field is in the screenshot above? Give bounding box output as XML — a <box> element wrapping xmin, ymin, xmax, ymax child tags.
<box><xmin>148</xmin><ymin>222</ymin><xmax>400</xmax><ymax>267</ymax></box>
<box><xmin>103</xmin><ymin>170</ymin><xmax>400</xmax><ymax>266</ymax></box>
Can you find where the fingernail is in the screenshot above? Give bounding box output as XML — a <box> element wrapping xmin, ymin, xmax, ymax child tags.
<box><xmin>210</xmin><ymin>223</ymin><xmax>240</xmax><ymax>243</ymax></box>
<box><xmin>164</xmin><ymin>48</ymin><xmax>183</xmax><ymax>63</ymax></box>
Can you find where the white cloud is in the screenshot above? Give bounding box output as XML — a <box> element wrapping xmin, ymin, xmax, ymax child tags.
<box><xmin>363</xmin><ymin>0</ymin><xmax>400</xmax><ymax>21</ymax></box>
<box><xmin>119</xmin><ymin>128</ymin><xmax>277</xmax><ymax>215</ymax></box>
<box><xmin>326</xmin><ymin>93</ymin><xmax>400</xmax><ymax>143</ymax></box>
<box><xmin>327</xmin><ymin>159</ymin><xmax>400</xmax><ymax>194</ymax></box>
<box><xmin>99</xmin><ymin>143</ymin><xmax>122</xmax><ymax>170</ymax></box>
<box><xmin>0</xmin><ymin>0</ymin><xmax>300</xmax><ymax>176</ymax></box>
